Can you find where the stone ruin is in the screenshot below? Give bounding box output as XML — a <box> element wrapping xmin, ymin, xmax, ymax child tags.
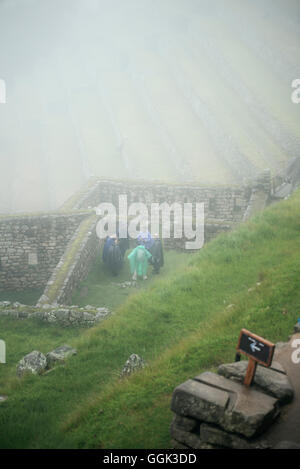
<box><xmin>0</xmin><ymin>162</ymin><xmax>299</xmax><ymax>312</ymax></box>
<box><xmin>16</xmin><ymin>345</ymin><xmax>77</xmax><ymax>378</ymax></box>
<box><xmin>170</xmin><ymin>369</ymin><xmax>289</xmax><ymax>449</ymax></box>
<box><xmin>170</xmin><ymin>322</ymin><xmax>300</xmax><ymax>449</ymax></box>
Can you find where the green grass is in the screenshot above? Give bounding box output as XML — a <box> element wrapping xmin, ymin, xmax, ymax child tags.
<box><xmin>0</xmin><ymin>289</ymin><xmax>43</xmax><ymax>305</ymax></box>
<box><xmin>0</xmin><ymin>318</ymin><xmax>86</xmax><ymax>394</ymax></box>
<box><xmin>0</xmin><ymin>190</ymin><xmax>300</xmax><ymax>448</ymax></box>
<box><xmin>71</xmin><ymin>249</ymin><xmax>193</xmax><ymax>310</ymax></box>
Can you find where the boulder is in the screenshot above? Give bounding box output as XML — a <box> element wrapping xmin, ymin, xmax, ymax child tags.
<box><xmin>46</xmin><ymin>344</ymin><xmax>77</xmax><ymax>368</ymax></box>
<box><xmin>121</xmin><ymin>354</ymin><xmax>145</xmax><ymax>377</ymax></box>
<box><xmin>17</xmin><ymin>351</ymin><xmax>47</xmax><ymax>378</ymax></box>
<box><xmin>218</xmin><ymin>360</ymin><xmax>294</xmax><ymax>404</ymax></box>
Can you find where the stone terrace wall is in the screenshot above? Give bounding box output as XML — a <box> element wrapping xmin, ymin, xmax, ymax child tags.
<box><xmin>0</xmin><ymin>301</ymin><xmax>111</xmax><ymax>328</ymax></box>
<box><xmin>70</xmin><ymin>178</ymin><xmax>252</xmax><ymax>250</ymax></box>
<box><xmin>0</xmin><ymin>213</ymin><xmax>89</xmax><ymax>291</ymax></box>
<box><xmin>73</xmin><ymin>179</ymin><xmax>252</xmax><ymax>223</ymax></box>
<box><xmin>0</xmin><ymin>171</ymin><xmax>273</xmax><ymax>297</ymax></box>
<box><xmin>37</xmin><ymin>215</ymin><xmax>101</xmax><ymax>306</ymax></box>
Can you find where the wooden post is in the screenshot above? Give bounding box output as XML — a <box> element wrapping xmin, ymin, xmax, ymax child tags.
<box><xmin>244</xmin><ymin>358</ymin><xmax>257</xmax><ymax>387</ymax></box>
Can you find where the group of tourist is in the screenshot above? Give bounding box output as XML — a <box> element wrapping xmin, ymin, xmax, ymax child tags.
<box><xmin>102</xmin><ymin>230</ymin><xmax>164</xmax><ymax>279</ymax></box>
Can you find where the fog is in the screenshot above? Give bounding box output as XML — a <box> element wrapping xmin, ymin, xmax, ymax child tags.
<box><xmin>0</xmin><ymin>0</ymin><xmax>300</xmax><ymax>213</ymax></box>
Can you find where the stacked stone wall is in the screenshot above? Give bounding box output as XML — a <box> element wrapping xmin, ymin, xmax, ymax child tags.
<box><xmin>0</xmin><ymin>213</ymin><xmax>89</xmax><ymax>291</ymax></box>
<box><xmin>37</xmin><ymin>216</ymin><xmax>101</xmax><ymax>306</ymax></box>
<box><xmin>170</xmin><ymin>355</ymin><xmax>294</xmax><ymax>449</ymax></box>
<box><xmin>73</xmin><ymin>179</ymin><xmax>252</xmax><ymax>223</ymax></box>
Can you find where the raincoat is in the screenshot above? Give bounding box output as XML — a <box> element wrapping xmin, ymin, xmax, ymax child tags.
<box><xmin>128</xmin><ymin>245</ymin><xmax>152</xmax><ymax>277</ymax></box>
<box><xmin>137</xmin><ymin>231</ymin><xmax>154</xmax><ymax>250</ymax></box>
<box><xmin>149</xmin><ymin>238</ymin><xmax>164</xmax><ymax>273</ymax></box>
<box><xmin>102</xmin><ymin>236</ymin><xmax>115</xmax><ymax>263</ymax></box>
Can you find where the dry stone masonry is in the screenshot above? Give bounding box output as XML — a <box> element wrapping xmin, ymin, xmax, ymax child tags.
<box><xmin>36</xmin><ymin>215</ymin><xmax>101</xmax><ymax>306</ymax></box>
<box><xmin>73</xmin><ymin>178</ymin><xmax>251</xmax><ymax>222</ymax></box>
<box><xmin>0</xmin><ymin>301</ymin><xmax>111</xmax><ymax>327</ymax></box>
<box><xmin>0</xmin><ymin>212</ymin><xmax>90</xmax><ymax>291</ymax></box>
<box><xmin>0</xmin><ymin>165</ymin><xmax>296</xmax><ymax>307</ymax></box>
<box><xmin>170</xmin><ymin>357</ymin><xmax>295</xmax><ymax>449</ymax></box>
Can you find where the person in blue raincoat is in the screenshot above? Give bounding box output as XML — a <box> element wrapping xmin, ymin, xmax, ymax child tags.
<box><xmin>102</xmin><ymin>235</ymin><xmax>116</xmax><ymax>263</ymax></box>
<box><xmin>128</xmin><ymin>242</ymin><xmax>152</xmax><ymax>280</ymax></box>
<box><xmin>137</xmin><ymin>231</ymin><xmax>154</xmax><ymax>251</ymax></box>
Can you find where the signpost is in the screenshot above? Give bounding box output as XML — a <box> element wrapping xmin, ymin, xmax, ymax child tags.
<box><xmin>236</xmin><ymin>329</ymin><xmax>275</xmax><ymax>387</ymax></box>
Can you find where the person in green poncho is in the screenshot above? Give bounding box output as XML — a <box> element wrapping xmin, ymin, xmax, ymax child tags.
<box><xmin>128</xmin><ymin>243</ymin><xmax>153</xmax><ymax>280</ymax></box>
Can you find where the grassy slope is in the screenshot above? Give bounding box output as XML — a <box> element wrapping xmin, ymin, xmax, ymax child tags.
<box><xmin>0</xmin><ymin>191</ymin><xmax>300</xmax><ymax>448</ymax></box>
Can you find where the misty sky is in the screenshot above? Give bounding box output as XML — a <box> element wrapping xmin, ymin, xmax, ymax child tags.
<box><xmin>0</xmin><ymin>0</ymin><xmax>300</xmax><ymax>213</ymax></box>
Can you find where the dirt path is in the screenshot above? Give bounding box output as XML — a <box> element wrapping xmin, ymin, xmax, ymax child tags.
<box><xmin>262</xmin><ymin>332</ymin><xmax>300</xmax><ymax>447</ymax></box>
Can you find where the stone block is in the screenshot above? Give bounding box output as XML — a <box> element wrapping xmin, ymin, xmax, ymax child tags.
<box><xmin>54</xmin><ymin>309</ymin><xmax>70</xmax><ymax>320</ymax></box>
<box><xmin>83</xmin><ymin>312</ymin><xmax>94</xmax><ymax>321</ymax></box>
<box><xmin>172</xmin><ymin>414</ymin><xmax>199</xmax><ymax>432</ymax></box>
<box><xmin>121</xmin><ymin>354</ymin><xmax>145</xmax><ymax>377</ymax></box>
<box><xmin>46</xmin><ymin>344</ymin><xmax>77</xmax><ymax>368</ymax></box>
<box><xmin>170</xmin><ymin>423</ymin><xmax>217</xmax><ymax>449</ymax></box>
<box><xmin>170</xmin><ymin>439</ymin><xmax>190</xmax><ymax>450</ymax></box>
<box><xmin>200</xmin><ymin>423</ymin><xmax>255</xmax><ymax>449</ymax></box>
<box><xmin>17</xmin><ymin>351</ymin><xmax>47</xmax><ymax>378</ymax></box>
<box><xmin>218</xmin><ymin>361</ymin><xmax>294</xmax><ymax>404</ymax></box>
<box><xmin>171</xmin><ymin>372</ymin><xmax>279</xmax><ymax>438</ymax></box>
<box><xmin>171</xmin><ymin>378</ymin><xmax>228</xmax><ymax>424</ymax></box>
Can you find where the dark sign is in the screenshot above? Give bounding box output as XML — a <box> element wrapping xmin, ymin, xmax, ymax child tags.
<box><xmin>237</xmin><ymin>329</ymin><xmax>275</xmax><ymax>367</ymax></box>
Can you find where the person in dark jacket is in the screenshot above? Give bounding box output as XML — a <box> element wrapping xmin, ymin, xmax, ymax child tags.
<box><xmin>106</xmin><ymin>238</ymin><xmax>123</xmax><ymax>276</ymax></box>
<box><xmin>149</xmin><ymin>235</ymin><xmax>164</xmax><ymax>274</ymax></box>
<box><xmin>102</xmin><ymin>235</ymin><xmax>123</xmax><ymax>276</ymax></box>
<box><xmin>116</xmin><ymin>224</ymin><xmax>130</xmax><ymax>258</ymax></box>
<box><xmin>102</xmin><ymin>235</ymin><xmax>115</xmax><ymax>263</ymax></box>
